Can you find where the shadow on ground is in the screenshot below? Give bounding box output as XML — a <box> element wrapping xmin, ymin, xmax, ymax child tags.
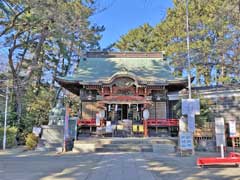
<box><xmin>0</xmin><ymin>150</ymin><xmax>240</xmax><ymax>180</ymax></box>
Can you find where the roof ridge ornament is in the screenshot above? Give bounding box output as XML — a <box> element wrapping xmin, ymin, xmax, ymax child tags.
<box><xmin>120</xmin><ymin>67</ymin><xmax>129</xmax><ymax>72</ymax></box>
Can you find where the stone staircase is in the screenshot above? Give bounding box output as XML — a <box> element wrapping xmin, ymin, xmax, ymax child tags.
<box><xmin>73</xmin><ymin>137</ymin><xmax>177</xmax><ymax>153</ymax></box>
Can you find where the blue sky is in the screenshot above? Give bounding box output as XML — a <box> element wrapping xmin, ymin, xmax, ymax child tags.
<box><xmin>0</xmin><ymin>0</ymin><xmax>173</xmax><ymax>63</ymax></box>
<box><xmin>90</xmin><ymin>0</ymin><xmax>173</xmax><ymax>49</ymax></box>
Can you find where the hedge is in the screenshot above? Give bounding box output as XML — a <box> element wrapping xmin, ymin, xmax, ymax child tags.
<box><xmin>0</xmin><ymin>127</ymin><xmax>18</xmax><ymax>148</ymax></box>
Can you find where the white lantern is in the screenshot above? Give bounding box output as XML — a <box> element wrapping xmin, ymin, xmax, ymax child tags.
<box><xmin>99</xmin><ymin>110</ymin><xmax>105</xmax><ymax>119</ymax></box>
<box><xmin>143</xmin><ymin>109</ymin><xmax>150</xmax><ymax>120</ymax></box>
<box><xmin>96</xmin><ymin>113</ymin><xmax>100</xmax><ymax>126</ymax></box>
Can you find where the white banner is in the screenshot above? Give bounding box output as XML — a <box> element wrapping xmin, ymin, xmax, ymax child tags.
<box><xmin>106</xmin><ymin>121</ymin><xmax>112</xmax><ymax>133</ymax></box>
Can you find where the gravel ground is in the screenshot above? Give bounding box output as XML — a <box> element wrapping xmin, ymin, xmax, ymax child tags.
<box><xmin>0</xmin><ymin>149</ymin><xmax>239</xmax><ymax>180</ymax></box>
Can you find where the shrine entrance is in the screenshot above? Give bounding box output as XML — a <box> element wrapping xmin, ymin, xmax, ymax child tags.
<box><xmin>122</xmin><ymin>104</ymin><xmax>128</xmax><ymax>119</ymax></box>
<box><xmin>103</xmin><ymin>102</ymin><xmax>145</xmax><ymax>137</ymax></box>
<box><xmin>106</xmin><ymin>104</ymin><xmax>143</xmax><ymax>122</ymax></box>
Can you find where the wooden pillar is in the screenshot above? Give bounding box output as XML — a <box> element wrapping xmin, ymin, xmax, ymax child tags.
<box><xmin>144</xmin><ymin>119</ymin><xmax>148</xmax><ymax>137</ymax></box>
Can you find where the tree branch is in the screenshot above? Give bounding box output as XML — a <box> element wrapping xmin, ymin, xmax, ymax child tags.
<box><xmin>0</xmin><ymin>7</ymin><xmax>29</xmax><ymax>37</ymax></box>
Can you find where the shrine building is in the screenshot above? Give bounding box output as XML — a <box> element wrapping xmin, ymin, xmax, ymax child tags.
<box><xmin>56</xmin><ymin>52</ymin><xmax>190</xmax><ymax>136</ymax></box>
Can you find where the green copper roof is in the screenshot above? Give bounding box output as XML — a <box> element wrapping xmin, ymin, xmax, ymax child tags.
<box><xmin>58</xmin><ymin>57</ymin><xmax>182</xmax><ymax>83</ymax></box>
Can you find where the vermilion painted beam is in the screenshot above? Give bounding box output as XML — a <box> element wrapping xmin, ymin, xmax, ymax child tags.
<box><xmin>147</xmin><ymin>119</ymin><xmax>179</xmax><ymax>127</ymax></box>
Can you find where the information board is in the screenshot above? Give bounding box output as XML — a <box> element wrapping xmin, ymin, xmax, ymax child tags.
<box><xmin>229</xmin><ymin>120</ymin><xmax>236</xmax><ymax>137</ymax></box>
<box><xmin>179</xmin><ymin>132</ymin><xmax>193</xmax><ymax>150</ymax></box>
<box><xmin>182</xmin><ymin>99</ymin><xmax>200</xmax><ymax>115</ymax></box>
<box><xmin>188</xmin><ymin>114</ymin><xmax>195</xmax><ymax>132</ymax></box>
<box><xmin>68</xmin><ymin>117</ymin><xmax>77</xmax><ymax>140</ymax></box>
<box><xmin>215</xmin><ymin>117</ymin><xmax>225</xmax><ymax>134</ymax></box>
<box><xmin>215</xmin><ymin>117</ymin><xmax>226</xmax><ymax>146</ymax></box>
<box><xmin>64</xmin><ymin>107</ymin><xmax>70</xmax><ymax>140</ymax></box>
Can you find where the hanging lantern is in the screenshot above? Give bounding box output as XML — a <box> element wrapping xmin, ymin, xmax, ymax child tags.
<box><xmin>128</xmin><ymin>104</ymin><xmax>131</xmax><ymax>113</ymax></box>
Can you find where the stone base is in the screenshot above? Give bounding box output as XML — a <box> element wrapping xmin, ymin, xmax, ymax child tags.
<box><xmin>37</xmin><ymin>125</ymin><xmax>64</xmax><ymax>152</ymax></box>
<box><xmin>41</xmin><ymin>125</ymin><xmax>64</xmax><ymax>144</ymax></box>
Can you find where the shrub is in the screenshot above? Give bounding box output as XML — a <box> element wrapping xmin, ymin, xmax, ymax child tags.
<box><xmin>25</xmin><ymin>133</ymin><xmax>38</xmax><ymax>150</ymax></box>
<box><xmin>0</xmin><ymin>127</ymin><xmax>17</xmax><ymax>148</ymax></box>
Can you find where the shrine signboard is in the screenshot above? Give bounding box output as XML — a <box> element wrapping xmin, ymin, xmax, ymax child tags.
<box><xmin>181</xmin><ymin>99</ymin><xmax>200</xmax><ymax>132</ymax></box>
<box><xmin>68</xmin><ymin>117</ymin><xmax>78</xmax><ymax>140</ymax></box>
<box><xmin>215</xmin><ymin>117</ymin><xmax>226</xmax><ymax>146</ymax></box>
<box><xmin>182</xmin><ymin>99</ymin><xmax>200</xmax><ymax>115</ymax></box>
<box><xmin>179</xmin><ymin>132</ymin><xmax>193</xmax><ymax>150</ymax></box>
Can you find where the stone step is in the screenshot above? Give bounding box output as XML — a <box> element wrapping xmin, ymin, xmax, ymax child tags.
<box><xmin>73</xmin><ymin>143</ymin><xmax>175</xmax><ymax>153</ymax></box>
<box><xmin>73</xmin><ymin>137</ymin><xmax>177</xmax><ymax>153</ymax></box>
<box><xmin>74</xmin><ymin>137</ymin><xmax>177</xmax><ymax>145</ymax></box>
<box><xmin>152</xmin><ymin>144</ymin><xmax>175</xmax><ymax>153</ymax></box>
<box><xmin>36</xmin><ymin>139</ymin><xmax>62</xmax><ymax>152</ymax></box>
<box><xmin>35</xmin><ymin>146</ymin><xmax>62</xmax><ymax>153</ymax></box>
<box><xmin>110</xmin><ymin>139</ymin><xmax>176</xmax><ymax>145</ymax></box>
<box><xmin>101</xmin><ymin>143</ymin><xmax>152</xmax><ymax>149</ymax></box>
<box><xmin>95</xmin><ymin>146</ymin><xmax>153</xmax><ymax>152</ymax></box>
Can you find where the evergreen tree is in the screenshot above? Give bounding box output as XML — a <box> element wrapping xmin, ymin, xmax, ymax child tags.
<box><xmin>115</xmin><ymin>0</ymin><xmax>240</xmax><ymax>85</ymax></box>
<box><xmin>0</xmin><ymin>0</ymin><xmax>103</xmax><ymax>130</ymax></box>
<box><xmin>115</xmin><ymin>24</ymin><xmax>157</xmax><ymax>52</ymax></box>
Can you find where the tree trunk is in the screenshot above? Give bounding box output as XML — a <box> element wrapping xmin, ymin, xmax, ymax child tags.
<box><xmin>15</xmin><ymin>82</ymin><xmax>22</xmax><ymax>124</ymax></box>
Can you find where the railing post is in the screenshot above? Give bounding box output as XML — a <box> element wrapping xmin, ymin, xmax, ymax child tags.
<box><xmin>144</xmin><ymin>120</ymin><xmax>148</xmax><ymax>137</ymax></box>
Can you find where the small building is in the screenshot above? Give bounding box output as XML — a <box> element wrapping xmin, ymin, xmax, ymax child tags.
<box><xmin>56</xmin><ymin>52</ymin><xmax>188</xmax><ymax>136</ymax></box>
<box><xmin>193</xmin><ymin>85</ymin><xmax>240</xmax><ymax>147</ymax></box>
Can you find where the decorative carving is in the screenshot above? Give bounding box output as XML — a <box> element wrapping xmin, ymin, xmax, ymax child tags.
<box><xmin>112</xmin><ymin>86</ymin><xmax>136</xmax><ymax>95</ymax></box>
<box><xmin>113</xmin><ymin>77</ymin><xmax>134</xmax><ymax>88</ymax></box>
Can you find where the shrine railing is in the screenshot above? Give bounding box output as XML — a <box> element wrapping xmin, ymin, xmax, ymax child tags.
<box><xmin>77</xmin><ymin>118</ymin><xmax>179</xmax><ymax>127</ymax></box>
<box><xmin>147</xmin><ymin>119</ymin><xmax>179</xmax><ymax>127</ymax></box>
<box><xmin>77</xmin><ymin>119</ymin><xmax>96</xmax><ymax>126</ymax></box>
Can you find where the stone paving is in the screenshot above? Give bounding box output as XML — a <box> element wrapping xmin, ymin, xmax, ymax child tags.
<box><xmin>0</xmin><ymin>149</ymin><xmax>240</xmax><ymax>180</ymax></box>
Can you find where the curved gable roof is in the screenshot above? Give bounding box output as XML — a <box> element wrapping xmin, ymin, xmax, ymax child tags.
<box><xmin>56</xmin><ymin>52</ymin><xmax>188</xmax><ymax>87</ymax></box>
